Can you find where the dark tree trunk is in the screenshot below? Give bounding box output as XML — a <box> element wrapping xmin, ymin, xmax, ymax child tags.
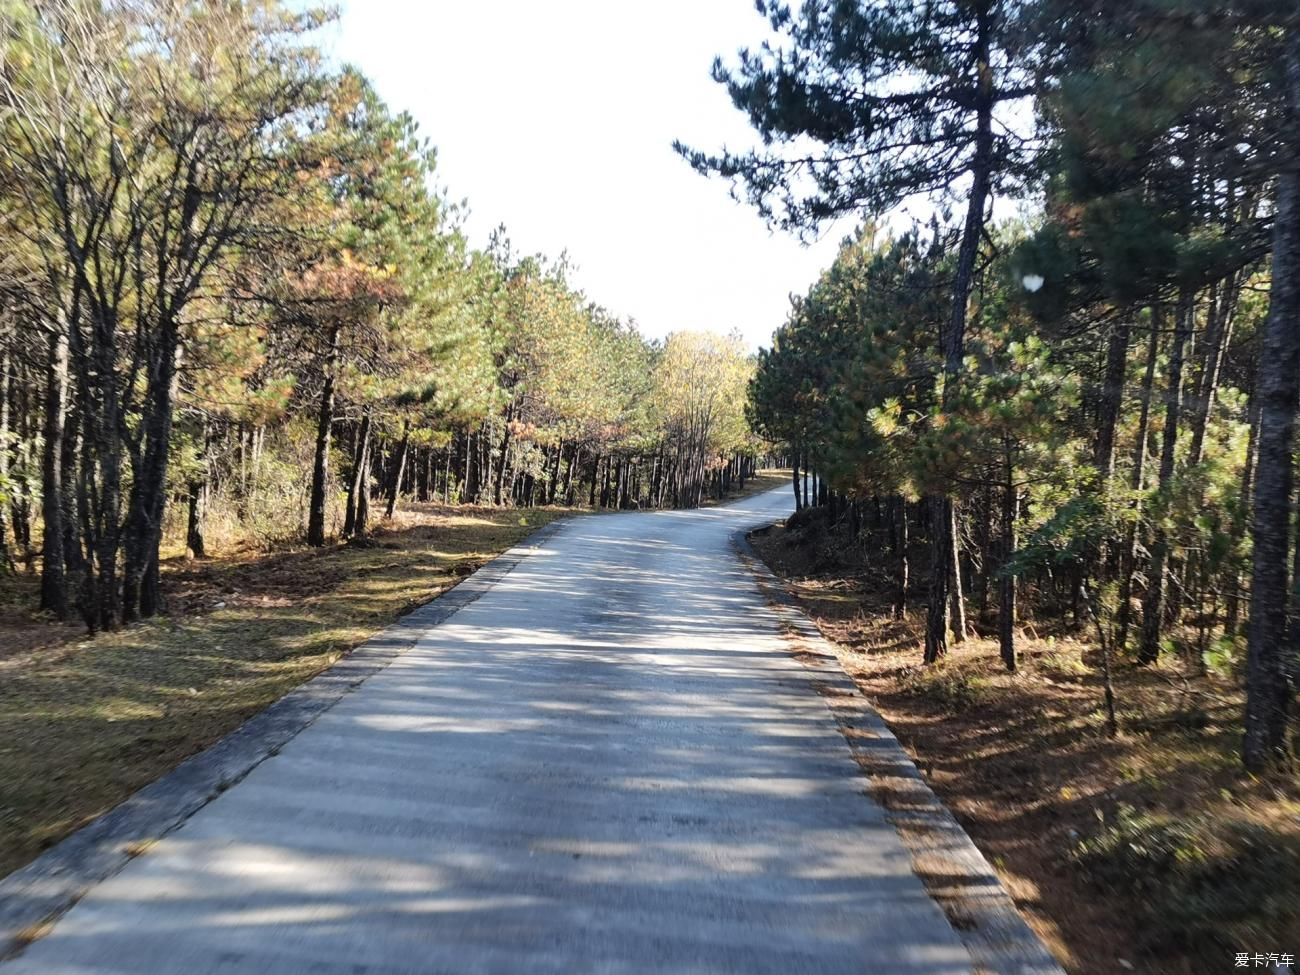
<box><xmin>927</xmin><ymin>3</ymin><xmax>994</xmax><ymax>663</ymax></box>
<box><xmin>306</xmin><ymin>324</ymin><xmax>340</xmax><ymax>547</ymax></box>
<box><xmin>186</xmin><ymin>423</ymin><xmax>210</xmax><ymax>559</ymax></box>
<box><xmin>1188</xmin><ymin>276</ymin><xmax>1240</xmax><ymax>468</ymax></box>
<box><xmin>1117</xmin><ymin>312</ymin><xmax>1163</xmax><ymax>652</ymax></box>
<box><xmin>1226</xmin><ymin>389</ymin><xmax>1263</xmax><ymax>637</ymax></box>
<box><xmin>343</xmin><ymin>412</ymin><xmax>372</xmax><ymax>539</ymax></box>
<box><xmin>925</xmin><ymin>496</ymin><xmax>954</xmax><ymax>664</ymax></box>
<box><xmin>385</xmin><ymin>421</ymin><xmax>411</xmax><ymax>520</ymax></box>
<box><xmin>40</xmin><ymin>322</ymin><xmax>69</xmax><ymax>617</ymax></box>
<box><xmin>0</xmin><ymin>344</ymin><xmax>11</xmax><ymax>572</ymax></box>
<box><xmin>124</xmin><ymin>326</ymin><xmax>181</xmax><ymax>620</ymax></box>
<box><xmin>791</xmin><ymin>450</ymin><xmax>803</xmax><ymax>511</ymax></box>
<box><xmin>894</xmin><ymin>497</ymin><xmax>909</xmax><ymax>619</ymax></box>
<box><xmin>493</xmin><ymin>406</ymin><xmax>514</xmax><ymax>507</ymax></box>
<box><xmin>1244</xmin><ymin>27</ymin><xmax>1300</xmax><ymax>771</ymax></box>
<box><xmin>1138</xmin><ymin>293</ymin><xmax>1192</xmax><ymax>664</ymax></box>
<box><xmin>949</xmin><ymin>501</ymin><xmax>968</xmax><ymax>643</ymax></box>
<box><xmin>1000</xmin><ymin>442</ymin><xmax>1019</xmax><ymax>672</ymax></box>
<box><xmin>1095</xmin><ymin>323</ymin><xmax>1131</xmax><ymax>478</ymax></box>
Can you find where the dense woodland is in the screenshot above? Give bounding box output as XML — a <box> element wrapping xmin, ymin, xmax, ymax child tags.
<box><xmin>679</xmin><ymin>0</ymin><xmax>1300</xmax><ymax>771</ymax></box>
<box><xmin>0</xmin><ymin>3</ymin><xmax>760</xmax><ymax>635</ymax></box>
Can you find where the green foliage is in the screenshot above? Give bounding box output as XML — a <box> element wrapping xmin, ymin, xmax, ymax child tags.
<box><xmin>1075</xmin><ymin>807</ymin><xmax>1300</xmax><ymax>952</ymax></box>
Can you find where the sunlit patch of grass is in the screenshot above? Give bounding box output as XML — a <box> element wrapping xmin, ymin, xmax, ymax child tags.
<box><xmin>0</xmin><ymin>504</ymin><xmax>566</xmax><ymax>879</ymax></box>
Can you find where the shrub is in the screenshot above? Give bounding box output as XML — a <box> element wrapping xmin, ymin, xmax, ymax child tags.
<box><xmin>1074</xmin><ymin>805</ymin><xmax>1300</xmax><ymax>953</ymax></box>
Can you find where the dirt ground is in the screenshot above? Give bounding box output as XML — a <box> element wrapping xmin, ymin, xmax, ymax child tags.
<box><xmin>750</xmin><ymin>513</ymin><xmax>1300</xmax><ymax>975</ymax></box>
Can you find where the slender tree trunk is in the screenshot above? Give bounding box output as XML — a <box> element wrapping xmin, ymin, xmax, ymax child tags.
<box><xmin>1096</xmin><ymin>323</ymin><xmax>1131</xmax><ymax>478</ymax></box>
<box><xmin>343</xmin><ymin>412</ymin><xmax>372</xmax><ymax>539</ymax></box>
<box><xmin>1226</xmin><ymin>390</ymin><xmax>1262</xmax><ymax>636</ymax></box>
<box><xmin>40</xmin><ymin>321</ymin><xmax>69</xmax><ymax>617</ymax></box>
<box><xmin>186</xmin><ymin>423</ymin><xmax>209</xmax><ymax>559</ymax></box>
<box><xmin>791</xmin><ymin>449</ymin><xmax>803</xmax><ymax>511</ymax></box>
<box><xmin>124</xmin><ymin>327</ymin><xmax>181</xmax><ymax>620</ymax></box>
<box><xmin>0</xmin><ymin>343</ymin><xmax>11</xmax><ymax>572</ymax></box>
<box><xmin>925</xmin><ymin>496</ymin><xmax>954</xmax><ymax>664</ymax></box>
<box><xmin>1188</xmin><ymin>278</ymin><xmax>1238</xmax><ymax>468</ymax></box>
<box><xmin>493</xmin><ymin>405</ymin><xmax>514</xmax><ymax>506</ymax></box>
<box><xmin>385</xmin><ymin>420</ymin><xmax>411</xmax><ymax>520</ymax></box>
<box><xmin>949</xmin><ymin>501</ymin><xmax>968</xmax><ymax>643</ymax></box>
<box><xmin>1244</xmin><ymin>25</ymin><xmax>1300</xmax><ymax>770</ymax></box>
<box><xmin>927</xmin><ymin>3</ymin><xmax>994</xmax><ymax>663</ymax></box>
<box><xmin>307</xmin><ymin>324</ymin><xmax>340</xmax><ymax>547</ymax></box>
<box><xmin>1117</xmin><ymin>313</ymin><xmax>1163</xmax><ymax>651</ymax></box>
<box><xmin>894</xmin><ymin>497</ymin><xmax>909</xmax><ymax>619</ymax></box>
<box><xmin>1000</xmin><ymin>442</ymin><xmax>1019</xmax><ymax>672</ymax></box>
<box><xmin>1138</xmin><ymin>293</ymin><xmax>1192</xmax><ymax>664</ymax></box>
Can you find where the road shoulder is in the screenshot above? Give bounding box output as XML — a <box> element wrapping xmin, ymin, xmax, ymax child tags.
<box><xmin>733</xmin><ymin>527</ymin><xmax>1066</xmax><ymax>975</ymax></box>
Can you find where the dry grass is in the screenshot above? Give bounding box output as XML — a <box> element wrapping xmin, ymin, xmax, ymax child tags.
<box><xmin>751</xmin><ymin>514</ymin><xmax>1300</xmax><ymax>975</ymax></box>
<box><xmin>0</xmin><ymin>503</ymin><xmax>565</xmax><ymax>879</ymax></box>
<box><xmin>700</xmin><ymin>468</ymin><xmax>790</xmax><ymax>506</ymax></box>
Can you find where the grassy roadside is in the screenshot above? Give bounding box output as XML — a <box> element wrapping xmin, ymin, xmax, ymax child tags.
<box><xmin>750</xmin><ymin>510</ymin><xmax>1300</xmax><ymax>975</ymax></box>
<box><xmin>702</xmin><ymin>467</ymin><xmax>789</xmax><ymax>506</ymax></box>
<box><xmin>0</xmin><ymin>503</ymin><xmax>565</xmax><ymax>879</ymax></box>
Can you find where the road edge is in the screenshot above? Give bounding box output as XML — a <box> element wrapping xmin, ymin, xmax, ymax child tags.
<box><xmin>0</xmin><ymin>518</ymin><xmax>570</xmax><ymax>960</ymax></box>
<box><xmin>732</xmin><ymin>526</ymin><xmax>1066</xmax><ymax>975</ymax></box>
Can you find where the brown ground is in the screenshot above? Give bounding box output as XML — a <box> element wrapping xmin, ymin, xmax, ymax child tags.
<box><xmin>750</xmin><ymin>512</ymin><xmax>1300</xmax><ymax>975</ymax></box>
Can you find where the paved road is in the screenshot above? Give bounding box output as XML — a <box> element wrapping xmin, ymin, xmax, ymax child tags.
<box><xmin>5</xmin><ymin>488</ymin><xmax>972</xmax><ymax>974</ymax></box>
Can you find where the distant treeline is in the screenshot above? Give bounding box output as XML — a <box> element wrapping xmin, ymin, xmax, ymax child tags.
<box><xmin>0</xmin><ymin>2</ymin><xmax>760</xmax><ymax>635</ymax></box>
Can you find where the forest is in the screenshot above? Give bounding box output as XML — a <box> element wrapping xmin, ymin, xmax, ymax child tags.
<box><xmin>677</xmin><ymin>0</ymin><xmax>1300</xmax><ymax>774</ymax></box>
<box><xmin>0</xmin><ymin>2</ymin><xmax>760</xmax><ymax>635</ymax></box>
<box><xmin>1</xmin><ymin>1</ymin><xmax>1298</xmax><ymax>971</ymax></box>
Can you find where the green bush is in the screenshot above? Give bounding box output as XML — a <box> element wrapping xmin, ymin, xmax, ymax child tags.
<box><xmin>899</xmin><ymin>664</ymin><xmax>990</xmax><ymax>711</ymax></box>
<box><xmin>1074</xmin><ymin>805</ymin><xmax>1299</xmax><ymax>952</ymax></box>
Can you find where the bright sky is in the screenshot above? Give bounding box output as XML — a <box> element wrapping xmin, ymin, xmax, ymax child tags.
<box><xmin>329</xmin><ymin>0</ymin><xmax>847</xmax><ymax>349</ymax></box>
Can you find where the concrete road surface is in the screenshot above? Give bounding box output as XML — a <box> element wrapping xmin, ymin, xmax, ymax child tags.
<box><xmin>4</xmin><ymin>487</ymin><xmax>975</xmax><ymax>974</ymax></box>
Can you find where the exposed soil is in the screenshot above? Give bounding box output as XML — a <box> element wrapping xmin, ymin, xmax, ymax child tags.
<box><xmin>750</xmin><ymin>512</ymin><xmax>1300</xmax><ymax>975</ymax></box>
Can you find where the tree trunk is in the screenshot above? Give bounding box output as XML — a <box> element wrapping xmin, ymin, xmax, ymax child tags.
<box><xmin>124</xmin><ymin>326</ymin><xmax>182</xmax><ymax>620</ymax></box>
<box><xmin>1000</xmin><ymin>442</ymin><xmax>1019</xmax><ymax>672</ymax></box>
<box><xmin>0</xmin><ymin>344</ymin><xmax>11</xmax><ymax>572</ymax></box>
<box><xmin>894</xmin><ymin>497</ymin><xmax>909</xmax><ymax>619</ymax></box>
<box><xmin>1226</xmin><ymin>389</ymin><xmax>1262</xmax><ymax>636</ymax></box>
<box><xmin>1117</xmin><ymin>313</ymin><xmax>1163</xmax><ymax>651</ymax></box>
<box><xmin>493</xmin><ymin>405</ymin><xmax>514</xmax><ymax>506</ymax></box>
<box><xmin>949</xmin><ymin>501</ymin><xmax>968</xmax><ymax>643</ymax></box>
<box><xmin>40</xmin><ymin>321</ymin><xmax>69</xmax><ymax>617</ymax></box>
<box><xmin>1095</xmin><ymin>323</ymin><xmax>1131</xmax><ymax>478</ymax></box>
<box><xmin>1188</xmin><ymin>276</ymin><xmax>1240</xmax><ymax>468</ymax></box>
<box><xmin>925</xmin><ymin>496</ymin><xmax>954</xmax><ymax>664</ymax></box>
<box><xmin>186</xmin><ymin>423</ymin><xmax>210</xmax><ymax>559</ymax></box>
<box><xmin>791</xmin><ymin>450</ymin><xmax>803</xmax><ymax>511</ymax></box>
<box><xmin>1244</xmin><ymin>25</ymin><xmax>1300</xmax><ymax>771</ymax></box>
<box><xmin>343</xmin><ymin>412</ymin><xmax>372</xmax><ymax>539</ymax></box>
<box><xmin>385</xmin><ymin>421</ymin><xmax>411</xmax><ymax>520</ymax></box>
<box><xmin>307</xmin><ymin>324</ymin><xmax>340</xmax><ymax>546</ymax></box>
<box><xmin>927</xmin><ymin>3</ymin><xmax>994</xmax><ymax>663</ymax></box>
<box><xmin>1138</xmin><ymin>293</ymin><xmax>1192</xmax><ymax>664</ymax></box>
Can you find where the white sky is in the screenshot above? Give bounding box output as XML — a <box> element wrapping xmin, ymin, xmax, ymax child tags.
<box><xmin>329</xmin><ymin>0</ymin><xmax>848</xmax><ymax>349</ymax></box>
